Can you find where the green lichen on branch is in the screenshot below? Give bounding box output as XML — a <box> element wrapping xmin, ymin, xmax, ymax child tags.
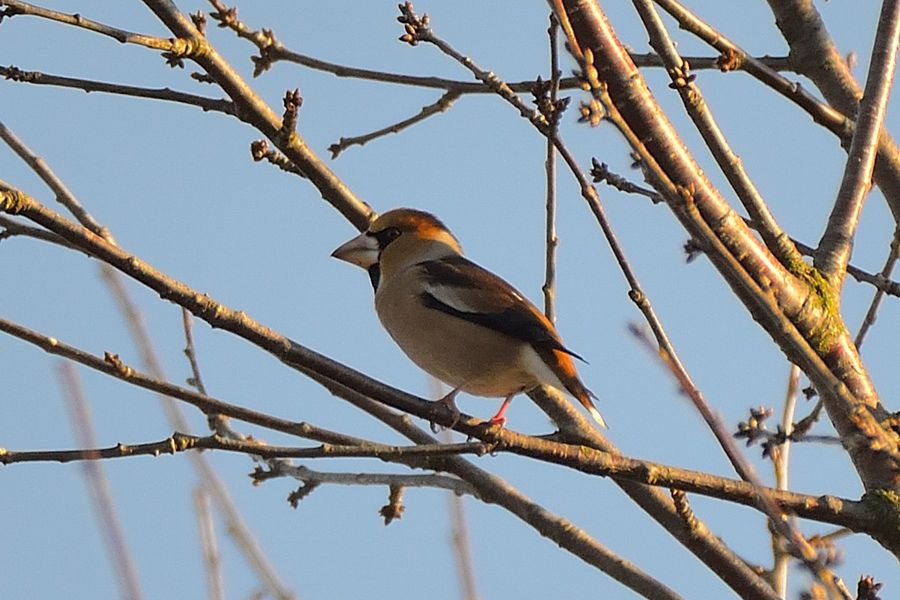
<box><xmin>861</xmin><ymin>489</ymin><xmax>900</xmax><ymax>548</ymax></box>
<box><xmin>792</xmin><ymin>261</ymin><xmax>844</xmax><ymax>354</ymax></box>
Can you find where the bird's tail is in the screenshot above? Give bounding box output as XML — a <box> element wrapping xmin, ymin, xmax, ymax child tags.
<box><xmin>548</xmin><ymin>348</ymin><xmax>608</xmax><ymax>429</ymax></box>
<box><xmin>580</xmin><ymin>390</ymin><xmax>607</xmax><ymax>429</ymax></box>
<box><xmin>560</xmin><ymin>357</ymin><xmax>609</xmax><ymax>429</ymax></box>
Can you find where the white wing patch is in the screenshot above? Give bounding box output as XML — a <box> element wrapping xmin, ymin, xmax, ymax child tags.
<box><xmin>422</xmin><ymin>278</ymin><xmax>523</xmax><ymax>314</ymax></box>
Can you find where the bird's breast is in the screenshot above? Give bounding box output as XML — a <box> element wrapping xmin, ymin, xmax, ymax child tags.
<box><xmin>374</xmin><ymin>271</ymin><xmax>537</xmax><ymax>397</ymax></box>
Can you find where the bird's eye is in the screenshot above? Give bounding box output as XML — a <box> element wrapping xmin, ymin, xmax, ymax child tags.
<box><xmin>372</xmin><ymin>226</ymin><xmax>401</xmax><ymax>248</ymax></box>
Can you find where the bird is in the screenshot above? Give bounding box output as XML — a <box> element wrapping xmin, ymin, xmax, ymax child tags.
<box><xmin>331</xmin><ymin>208</ymin><xmax>606</xmax><ymax>428</ymax></box>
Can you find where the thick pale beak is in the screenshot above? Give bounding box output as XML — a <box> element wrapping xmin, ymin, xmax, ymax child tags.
<box><xmin>331</xmin><ymin>231</ymin><xmax>379</xmax><ymax>269</ymax></box>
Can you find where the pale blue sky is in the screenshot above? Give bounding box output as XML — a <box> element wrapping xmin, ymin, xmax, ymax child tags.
<box><xmin>2</xmin><ymin>1</ymin><xmax>897</xmax><ymax>598</ymax></box>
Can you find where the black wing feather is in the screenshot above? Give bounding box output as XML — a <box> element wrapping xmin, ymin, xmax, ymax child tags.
<box><xmin>417</xmin><ymin>257</ymin><xmax>585</xmax><ymax>361</ymax></box>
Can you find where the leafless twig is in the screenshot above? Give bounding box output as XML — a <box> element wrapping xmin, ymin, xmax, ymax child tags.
<box><xmin>816</xmin><ymin>0</ymin><xmax>900</xmax><ymax>286</ymax></box>
<box><xmin>57</xmin><ymin>362</ymin><xmax>144</xmax><ymax>600</ymax></box>
<box><xmin>193</xmin><ymin>487</ymin><xmax>225</xmax><ymax>600</ymax></box>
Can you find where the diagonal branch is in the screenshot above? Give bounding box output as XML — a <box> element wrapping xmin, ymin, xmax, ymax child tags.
<box><xmin>765</xmin><ymin>0</ymin><xmax>900</xmax><ymax>225</ymax></box>
<box><xmin>632</xmin><ymin>0</ymin><xmax>803</xmax><ymax>270</ymax></box>
<box><xmin>1</xmin><ymin>0</ymin><xmax>181</xmax><ymax>50</ymax></box>
<box><xmin>855</xmin><ymin>226</ymin><xmax>900</xmax><ymax>347</ymax></box>
<box><xmin>550</xmin><ymin>0</ymin><xmax>898</xmax><ymax>497</ymax></box>
<box><xmin>0</xmin><ymin>317</ymin><xmax>669</xmax><ymax>597</ymax></box>
<box><xmin>0</xmin><ymin>188</ymin><xmax>858</xmax><ymax>597</ymax></box>
<box><xmin>57</xmin><ymin>363</ymin><xmax>145</xmax><ymax>600</ymax></box>
<box><xmin>2</xmin><ymin>313</ymin><xmax>872</xmax><ymax>532</ymax></box>
<box><xmin>658</xmin><ymin>0</ymin><xmax>900</xmax><ymax>228</ymax></box>
<box><xmin>140</xmin><ymin>0</ymin><xmax>373</xmax><ymax>230</ymax></box>
<box><xmin>328</xmin><ymin>89</ymin><xmax>461</xmax><ymax>159</ymax></box>
<box><xmin>0</xmin><ymin>120</ymin><xmax>297</xmax><ymax>600</ymax></box>
<box><xmin>816</xmin><ymin>0</ymin><xmax>900</xmax><ymax>287</ymax></box>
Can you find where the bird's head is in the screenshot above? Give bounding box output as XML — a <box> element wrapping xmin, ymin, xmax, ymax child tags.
<box><xmin>332</xmin><ymin>208</ymin><xmax>462</xmax><ymax>285</ymax></box>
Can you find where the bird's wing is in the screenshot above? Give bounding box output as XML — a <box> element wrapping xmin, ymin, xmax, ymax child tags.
<box><xmin>416</xmin><ymin>256</ymin><xmax>584</xmax><ymax>361</ymax></box>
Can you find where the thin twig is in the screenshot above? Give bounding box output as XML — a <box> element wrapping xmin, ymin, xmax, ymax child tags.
<box><xmin>855</xmin><ymin>226</ymin><xmax>900</xmax><ymax>348</ymax></box>
<box><xmin>432</xmin><ymin>378</ymin><xmax>482</xmax><ymax>600</ymax></box>
<box><xmin>650</xmin><ymin>0</ymin><xmax>856</xmax><ymax>159</ymax></box>
<box><xmin>57</xmin><ymin>362</ymin><xmax>145</xmax><ymax>600</ymax></box>
<box><xmin>633</xmin><ymin>0</ymin><xmax>802</xmax><ymax>270</ymax></box>
<box><xmin>542</xmin><ymin>14</ymin><xmax>561</xmax><ymax>322</ymax></box>
<box><xmin>447</xmin><ymin>484</ymin><xmax>481</xmax><ymax>600</ymax></box>
<box><xmin>203</xmin><ymin>0</ymin><xmax>791</xmax><ymax>90</ymax></box>
<box><xmin>254</xmin><ymin>462</ymin><xmax>477</xmax><ymax>497</ymax></box>
<box><xmin>193</xmin><ymin>487</ymin><xmax>225</xmax><ymax>600</ymax></box>
<box><xmin>0</xmin><ymin>317</ymin><xmax>374</xmax><ymax>446</ymax></box>
<box><xmin>443</xmin><ymin>427</ymin><xmax>482</xmax><ymax>600</ymax></box>
<box><xmin>0</xmin><ymin>66</ymin><xmax>235</xmax><ymax>116</ymax></box>
<box><xmin>181</xmin><ymin>308</ymin><xmax>237</xmax><ymax>438</ymax></box>
<box><xmin>1</xmin><ymin>121</ymin><xmax>104</xmax><ymax>233</ymax></box>
<box><xmin>328</xmin><ymin>89</ymin><xmax>461</xmax><ymax>158</ymax></box>
<box><xmin>590</xmin><ymin>161</ymin><xmax>900</xmax><ymax>297</ymax></box>
<box><xmin>0</xmin><ymin>214</ymin><xmax>81</xmax><ymax>250</ymax></box>
<box><xmin>816</xmin><ymin>0</ymin><xmax>900</xmax><ymax>286</ymax></box>
<box><xmin>631</xmin><ymin>326</ymin><xmax>851</xmax><ymax>598</ymax></box>
<box><xmin>182</xmin><ymin>308</ymin><xmax>209</xmax><ymax>396</ymax></box>
<box><xmin>0</xmin><ymin>432</ymin><xmax>489</xmax><ymax>465</ymax></box>
<box><xmin>1</xmin><ymin>0</ymin><xmax>181</xmax><ymax>50</ymax></box>
<box><xmin>772</xmin><ymin>364</ymin><xmax>801</xmax><ymax>598</ymax></box>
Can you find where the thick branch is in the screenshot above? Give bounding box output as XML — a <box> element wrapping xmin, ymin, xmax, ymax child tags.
<box><xmin>633</xmin><ymin>0</ymin><xmax>802</xmax><ymax>270</ymax></box>
<box><xmin>766</xmin><ymin>0</ymin><xmax>900</xmax><ymax>224</ymax></box>
<box><xmin>816</xmin><ymin>1</ymin><xmax>900</xmax><ymax>286</ymax></box>
<box><xmin>551</xmin><ymin>0</ymin><xmax>897</xmax><ymax>495</ymax></box>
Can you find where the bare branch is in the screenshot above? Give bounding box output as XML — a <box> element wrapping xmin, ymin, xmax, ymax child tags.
<box><xmin>0</xmin><ymin>317</ymin><xmax>374</xmax><ymax>447</ymax></box>
<box><xmin>817</xmin><ymin>0</ymin><xmax>900</xmax><ymax>286</ymax></box>
<box><xmin>542</xmin><ymin>14</ymin><xmax>561</xmax><ymax>322</ymax></box>
<box><xmin>58</xmin><ymin>362</ymin><xmax>144</xmax><ymax>600</ymax></box>
<box><xmin>765</xmin><ymin>0</ymin><xmax>900</xmax><ymax>224</ymax></box>
<box><xmin>193</xmin><ymin>488</ymin><xmax>225</xmax><ymax>600</ymax></box>
<box><xmin>1</xmin><ymin>119</ymin><xmax>299</xmax><ymax>600</ymax></box>
<box><xmin>181</xmin><ymin>308</ymin><xmax>235</xmax><ymax>438</ymax></box>
<box><xmin>855</xmin><ymin>227</ymin><xmax>900</xmax><ymax>347</ymax></box>
<box><xmin>0</xmin><ymin>214</ymin><xmax>80</xmax><ymax>250</ymax></box>
<box><xmin>591</xmin><ymin>160</ymin><xmax>900</xmax><ymax>297</ymax></box>
<box><xmin>553</xmin><ymin>0</ymin><xmax>898</xmax><ymax>498</ymax></box>
<box><xmin>254</xmin><ymin>462</ymin><xmax>476</xmax><ymax>498</ymax></box>
<box><xmin>141</xmin><ymin>0</ymin><xmax>374</xmax><ymax>230</ymax></box>
<box><xmin>328</xmin><ymin>89</ymin><xmax>461</xmax><ymax>159</ymax></box>
<box><xmin>204</xmin><ymin>0</ymin><xmax>790</xmax><ymax>91</ymax></box>
<box><xmin>633</xmin><ymin>0</ymin><xmax>803</xmax><ymax>270</ymax></box>
<box><xmin>772</xmin><ymin>364</ymin><xmax>802</xmax><ymax>598</ymax></box>
<box><xmin>0</xmin><ymin>432</ymin><xmax>489</xmax><ymax>465</ymax></box>
<box><xmin>630</xmin><ymin>326</ymin><xmax>851</xmax><ymax>597</ymax></box>
<box><xmin>1</xmin><ymin>0</ymin><xmax>182</xmax><ymax>50</ymax></box>
<box><xmin>1</xmin><ymin>66</ymin><xmax>235</xmax><ymax>116</ymax></box>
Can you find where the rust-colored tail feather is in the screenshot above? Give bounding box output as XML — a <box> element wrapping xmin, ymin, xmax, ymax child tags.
<box><xmin>551</xmin><ymin>349</ymin><xmax>608</xmax><ymax>429</ymax></box>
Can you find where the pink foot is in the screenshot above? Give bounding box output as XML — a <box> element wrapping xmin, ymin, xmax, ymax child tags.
<box><xmin>486</xmin><ymin>394</ymin><xmax>515</xmax><ymax>427</ymax></box>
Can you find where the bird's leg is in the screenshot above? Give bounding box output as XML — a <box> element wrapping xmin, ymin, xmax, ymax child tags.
<box><xmin>432</xmin><ymin>386</ymin><xmax>462</xmax><ymax>432</ymax></box>
<box><xmin>487</xmin><ymin>393</ymin><xmax>516</xmax><ymax>426</ymax></box>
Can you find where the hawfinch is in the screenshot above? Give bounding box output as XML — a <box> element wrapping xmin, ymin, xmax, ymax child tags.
<box><xmin>332</xmin><ymin>208</ymin><xmax>606</xmax><ymax>428</ymax></box>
